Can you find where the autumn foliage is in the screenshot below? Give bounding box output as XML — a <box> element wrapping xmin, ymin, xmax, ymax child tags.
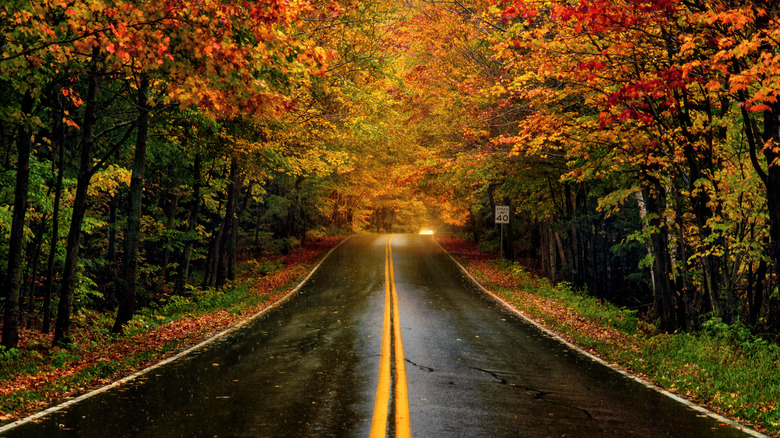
<box><xmin>0</xmin><ymin>0</ymin><xmax>352</xmax><ymax>349</ymax></box>
<box><xmin>394</xmin><ymin>0</ymin><xmax>780</xmax><ymax>336</ymax></box>
<box><xmin>2</xmin><ymin>0</ymin><xmax>780</xmax><ymax>430</ymax></box>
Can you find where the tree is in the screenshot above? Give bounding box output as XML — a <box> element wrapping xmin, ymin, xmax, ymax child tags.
<box><xmin>112</xmin><ymin>76</ymin><xmax>149</xmax><ymax>333</ymax></box>
<box><xmin>2</xmin><ymin>92</ymin><xmax>34</xmax><ymax>348</ymax></box>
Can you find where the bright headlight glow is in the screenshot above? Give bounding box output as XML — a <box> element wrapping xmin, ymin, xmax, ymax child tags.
<box><xmin>419</xmin><ymin>229</ymin><xmax>435</xmax><ymax>235</ymax></box>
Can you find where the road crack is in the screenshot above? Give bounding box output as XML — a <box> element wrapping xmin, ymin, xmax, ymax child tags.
<box><xmin>469</xmin><ymin>366</ymin><xmax>593</xmax><ymax>419</ymax></box>
<box><xmin>405</xmin><ymin>358</ymin><xmax>435</xmax><ymax>372</ymax></box>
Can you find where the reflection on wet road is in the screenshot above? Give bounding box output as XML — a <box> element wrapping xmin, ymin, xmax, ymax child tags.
<box><xmin>0</xmin><ymin>234</ymin><xmax>759</xmax><ymax>437</ymax></box>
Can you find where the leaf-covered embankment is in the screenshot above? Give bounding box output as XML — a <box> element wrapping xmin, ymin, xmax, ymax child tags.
<box><xmin>437</xmin><ymin>236</ymin><xmax>780</xmax><ymax>437</ymax></box>
<box><xmin>0</xmin><ymin>236</ymin><xmax>343</xmax><ymax>425</ymax></box>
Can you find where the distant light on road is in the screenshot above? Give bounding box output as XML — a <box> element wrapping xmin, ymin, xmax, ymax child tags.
<box><xmin>419</xmin><ymin>229</ymin><xmax>435</xmax><ymax>235</ymax></box>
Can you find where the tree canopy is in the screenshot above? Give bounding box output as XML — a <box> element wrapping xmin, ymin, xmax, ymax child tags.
<box><xmin>2</xmin><ymin>0</ymin><xmax>780</xmax><ymax>349</ymax></box>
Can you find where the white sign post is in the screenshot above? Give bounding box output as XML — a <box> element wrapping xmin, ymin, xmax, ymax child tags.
<box><xmin>495</xmin><ymin>206</ymin><xmax>510</xmax><ymax>259</ymax></box>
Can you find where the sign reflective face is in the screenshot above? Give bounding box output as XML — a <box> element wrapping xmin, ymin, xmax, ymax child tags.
<box><xmin>495</xmin><ymin>205</ymin><xmax>510</xmax><ymax>224</ymax></box>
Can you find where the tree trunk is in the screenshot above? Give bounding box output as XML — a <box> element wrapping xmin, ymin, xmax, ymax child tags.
<box><xmin>670</xmin><ymin>187</ymin><xmax>693</xmax><ymax>328</ymax></box>
<box><xmin>739</xmin><ymin>93</ymin><xmax>780</xmax><ymax>330</ymax></box>
<box><xmin>548</xmin><ymin>224</ymin><xmax>557</xmax><ymax>281</ymax></box>
<box><xmin>113</xmin><ymin>77</ymin><xmax>150</xmax><ymax>333</ymax></box>
<box><xmin>177</xmin><ymin>151</ymin><xmax>201</xmax><ymax>293</ymax></box>
<box><xmin>43</xmin><ymin>112</ymin><xmax>67</xmax><ymax>334</ymax></box>
<box><xmin>254</xmin><ymin>195</ymin><xmax>263</xmax><ymax>251</ymax></box>
<box><xmin>53</xmin><ymin>65</ymin><xmax>100</xmax><ymax>347</ymax></box>
<box><xmin>204</xmin><ymin>221</ymin><xmax>224</xmax><ymax>287</ymax></box>
<box><xmin>216</xmin><ymin>158</ymin><xmax>240</xmax><ymax>286</ymax></box>
<box><xmin>763</xmin><ymin>120</ymin><xmax>780</xmax><ymax>332</ymax></box>
<box><xmin>107</xmin><ymin>193</ymin><xmax>118</xmax><ymax>262</ymax></box>
<box><xmin>502</xmin><ymin>196</ymin><xmax>515</xmax><ymax>261</ymax></box>
<box><xmin>642</xmin><ymin>183</ymin><xmax>680</xmax><ymax>332</ymax></box>
<box><xmin>2</xmin><ymin>92</ymin><xmax>34</xmax><ymax>348</ymax></box>
<box><xmin>204</xmin><ymin>191</ymin><xmax>226</xmax><ymax>287</ymax></box>
<box><xmin>154</xmin><ymin>194</ymin><xmax>178</xmax><ymax>294</ymax></box>
<box><xmin>736</xmin><ymin>14</ymin><xmax>780</xmax><ymax>325</ymax></box>
<box><xmin>237</xmin><ymin>181</ymin><xmax>253</xmax><ymax>228</ymax></box>
<box><xmin>468</xmin><ymin>210</ymin><xmax>481</xmax><ymax>243</ymax></box>
<box><xmin>747</xmin><ymin>259</ymin><xmax>768</xmax><ymax>327</ymax></box>
<box><xmin>229</xmin><ymin>206</ymin><xmax>238</xmax><ymax>280</ymax></box>
<box><xmin>539</xmin><ymin>222</ymin><xmax>548</xmax><ymax>277</ymax></box>
<box><xmin>24</xmin><ymin>217</ymin><xmax>47</xmax><ymax>329</ymax></box>
<box><xmin>564</xmin><ymin>183</ymin><xmax>580</xmax><ymax>286</ymax></box>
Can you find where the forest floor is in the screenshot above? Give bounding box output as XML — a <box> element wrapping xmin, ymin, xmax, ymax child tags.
<box><xmin>0</xmin><ymin>234</ymin><xmax>777</xmax><ymax>437</ymax></box>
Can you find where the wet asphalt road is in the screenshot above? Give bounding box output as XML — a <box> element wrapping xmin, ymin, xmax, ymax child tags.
<box><xmin>1</xmin><ymin>234</ymin><xmax>757</xmax><ymax>437</ymax></box>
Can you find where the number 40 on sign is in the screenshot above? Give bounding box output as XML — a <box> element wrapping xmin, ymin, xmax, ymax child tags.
<box><xmin>495</xmin><ymin>206</ymin><xmax>510</xmax><ymax>224</ymax></box>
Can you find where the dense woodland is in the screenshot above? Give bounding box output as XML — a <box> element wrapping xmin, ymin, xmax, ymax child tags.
<box><xmin>1</xmin><ymin>0</ymin><xmax>780</xmax><ymax>349</ymax></box>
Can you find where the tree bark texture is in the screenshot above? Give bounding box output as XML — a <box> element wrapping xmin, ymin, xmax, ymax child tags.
<box><xmin>43</xmin><ymin>114</ymin><xmax>66</xmax><ymax>334</ymax></box>
<box><xmin>53</xmin><ymin>65</ymin><xmax>99</xmax><ymax>346</ymax></box>
<box><xmin>176</xmin><ymin>151</ymin><xmax>201</xmax><ymax>293</ymax></box>
<box><xmin>2</xmin><ymin>92</ymin><xmax>34</xmax><ymax>348</ymax></box>
<box><xmin>113</xmin><ymin>77</ymin><xmax>149</xmax><ymax>333</ymax></box>
<box><xmin>643</xmin><ymin>183</ymin><xmax>680</xmax><ymax>332</ymax></box>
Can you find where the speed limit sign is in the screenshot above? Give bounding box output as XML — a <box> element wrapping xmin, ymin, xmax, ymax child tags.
<box><xmin>495</xmin><ymin>206</ymin><xmax>510</xmax><ymax>224</ymax></box>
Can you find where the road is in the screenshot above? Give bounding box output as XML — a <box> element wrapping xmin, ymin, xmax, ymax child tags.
<box><xmin>1</xmin><ymin>234</ymin><xmax>757</xmax><ymax>437</ymax></box>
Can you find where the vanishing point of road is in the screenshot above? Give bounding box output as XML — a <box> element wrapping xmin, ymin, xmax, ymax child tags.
<box><xmin>0</xmin><ymin>234</ymin><xmax>760</xmax><ymax>437</ymax></box>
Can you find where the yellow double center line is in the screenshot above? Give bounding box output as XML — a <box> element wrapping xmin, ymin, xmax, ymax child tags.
<box><xmin>370</xmin><ymin>235</ymin><xmax>411</xmax><ymax>438</ymax></box>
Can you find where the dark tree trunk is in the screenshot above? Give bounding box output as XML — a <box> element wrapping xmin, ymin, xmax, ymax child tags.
<box><xmin>738</xmin><ymin>94</ymin><xmax>780</xmax><ymax>330</ymax></box>
<box><xmin>548</xmin><ymin>224</ymin><xmax>558</xmax><ymax>281</ymax></box>
<box><xmin>755</xmin><ymin>3</ymin><xmax>780</xmax><ymax>293</ymax></box>
<box><xmin>254</xmin><ymin>196</ymin><xmax>264</xmax><ymax>250</ymax></box>
<box><xmin>564</xmin><ymin>183</ymin><xmax>580</xmax><ymax>286</ymax></box>
<box><xmin>2</xmin><ymin>92</ymin><xmax>34</xmax><ymax>348</ymax></box>
<box><xmin>177</xmin><ymin>151</ymin><xmax>201</xmax><ymax>293</ymax></box>
<box><xmin>154</xmin><ymin>194</ymin><xmax>179</xmax><ymax>294</ymax></box>
<box><xmin>763</xmin><ymin>115</ymin><xmax>780</xmax><ymax>332</ymax></box>
<box><xmin>502</xmin><ymin>196</ymin><xmax>515</xmax><ymax>262</ymax></box>
<box><xmin>735</xmin><ymin>10</ymin><xmax>780</xmax><ymax>328</ymax></box>
<box><xmin>204</xmin><ymin>189</ymin><xmax>226</xmax><ymax>287</ymax></box>
<box><xmin>747</xmin><ymin>259</ymin><xmax>768</xmax><ymax>327</ymax></box>
<box><xmin>643</xmin><ymin>182</ymin><xmax>680</xmax><ymax>332</ymax></box>
<box><xmin>677</xmin><ymin>130</ymin><xmax>725</xmax><ymax>321</ymax></box>
<box><xmin>229</xmin><ymin>208</ymin><xmax>238</xmax><ymax>280</ymax></box>
<box><xmin>216</xmin><ymin>158</ymin><xmax>240</xmax><ymax>286</ymax></box>
<box><xmin>670</xmin><ymin>187</ymin><xmax>693</xmax><ymax>329</ymax></box>
<box><xmin>53</xmin><ymin>65</ymin><xmax>100</xmax><ymax>347</ymax></box>
<box><xmin>469</xmin><ymin>210</ymin><xmax>481</xmax><ymax>243</ymax></box>
<box><xmin>107</xmin><ymin>193</ymin><xmax>119</xmax><ymax>262</ymax></box>
<box><xmin>538</xmin><ymin>221</ymin><xmax>559</xmax><ymax>281</ymax></box>
<box><xmin>113</xmin><ymin>77</ymin><xmax>150</xmax><ymax>333</ymax></box>
<box><xmin>43</xmin><ymin>112</ymin><xmax>67</xmax><ymax>334</ymax></box>
<box><xmin>24</xmin><ymin>217</ymin><xmax>47</xmax><ymax>329</ymax></box>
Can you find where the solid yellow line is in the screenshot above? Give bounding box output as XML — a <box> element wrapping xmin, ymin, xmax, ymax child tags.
<box><xmin>389</xmin><ymin>236</ymin><xmax>412</xmax><ymax>438</ymax></box>
<box><xmin>370</xmin><ymin>237</ymin><xmax>393</xmax><ymax>437</ymax></box>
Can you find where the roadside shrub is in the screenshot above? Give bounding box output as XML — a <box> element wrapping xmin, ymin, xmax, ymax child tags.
<box><xmin>0</xmin><ymin>346</ymin><xmax>21</xmax><ymax>362</ymax></box>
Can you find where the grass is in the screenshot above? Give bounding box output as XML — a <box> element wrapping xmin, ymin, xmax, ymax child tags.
<box><xmin>455</xmin><ymin>254</ymin><xmax>779</xmax><ymax>436</ymax></box>
<box><xmin>633</xmin><ymin>326</ymin><xmax>780</xmax><ymax>432</ymax></box>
